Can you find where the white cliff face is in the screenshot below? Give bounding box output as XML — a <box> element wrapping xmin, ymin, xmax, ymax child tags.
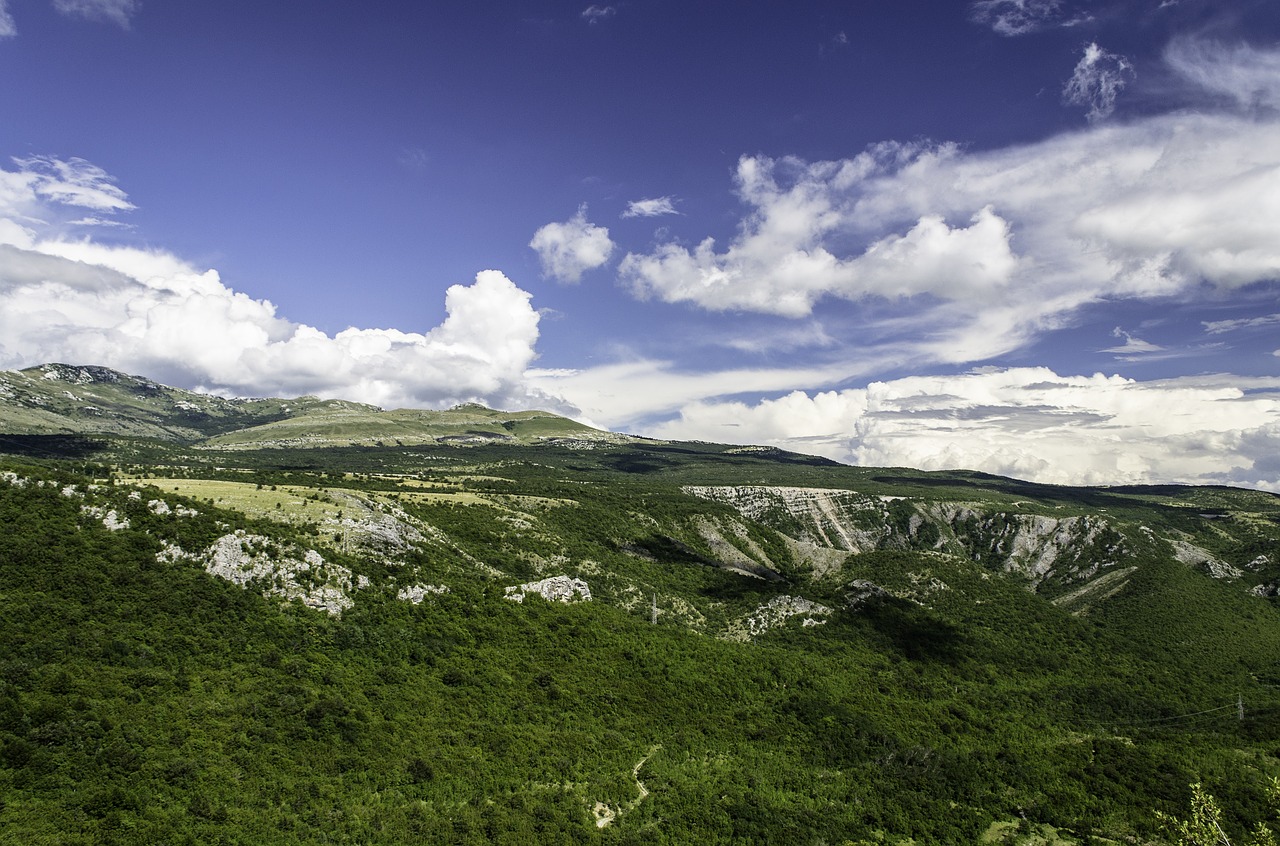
<box><xmin>684</xmin><ymin>486</ymin><xmax>890</xmax><ymax>552</ymax></box>
<box><xmin>158</xmin><ymin>532</ymin><xmax>359</xmax><ymax>616</ymax></box>
<box><xmin>931</xmin><ymin>506</ymin><xmax>1124</xmax><ymax>586</ymax></box>
<box><xmin>685</xmin><ymin>484</ymin><xmax>1133</xmax><ymax>591</ymax></box>
<box><xmin>691</xmin><ymin>515</ymin><xmax>785</xmax><ymax>580</ymax></box>
<box><xmin>504</xmin><ymin>575</ymin><xmax>591</xmax><ymax>603</ymax></box>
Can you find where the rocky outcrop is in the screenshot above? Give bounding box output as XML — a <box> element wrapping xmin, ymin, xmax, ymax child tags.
<box><xmin>328</xmin><ymin>491</ymin><xmax>425</xmax><ymax>553</ymax></box>
<box><xmin>724</xmin><ymin>595</ymin><xmax>832</xmax><ymax>641</ymax></box>
<box><xmin>845</xmin><ymin>579</ymin><xmax>890</xmax><ymax>607</ymax></box>
<box><xmin>1051</xmin><ymin>566</ymin><xmax>1137</xmax><ymax>614</ymax></box>
<box><xmin>36</xmin><ymin>363</ymin><xmax>129</xmax><ymax>385</ymax></box>
<box><xmin>158</xmin><ymin>532</ymin><xmax>360</xmax><ymax>615</ymax></box>
<box><xmin>81</xmin><ymin>505</ymin><xmax>129</xmax><ymax>531</ymax></box>
<box><xmin>0</xmin><ymin>471</ymin><xmax>27</xmax><ymax>487</ymax></box>
<box><xmin>1169</xmin><ymin>539</ymin><xmax>1241</xmax><ymax>579</ymax></box>
<box><xmin>934</xmin><ymin>506</ymin><xmax>1124</xmax><ymax>587</ymax></box>
<box><xmin>1250</xmin><ymin>581</ymin><xmax>1280</xmax><ymax>598</ymax></box>
<box><xmin>397</xmin><ymin>583</ymin><xmax>450</xmax><ymax>604</ymax></box>
<box><xmin>504</xmin><ymin>575</ymin><xmax>591</xmax><ymax>603</ymax></box>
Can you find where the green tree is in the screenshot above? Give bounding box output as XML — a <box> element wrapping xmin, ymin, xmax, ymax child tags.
<box><xmin>1159</xmin><ymin>781</ymin><xmax>1279</xmax><ymax>846</ymax></box>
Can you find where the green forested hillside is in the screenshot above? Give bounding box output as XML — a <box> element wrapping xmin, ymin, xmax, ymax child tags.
<box><xmin>2</xmin><ymin>366</ymin><xmax>1280</xmax><ymax>844</ymax></box>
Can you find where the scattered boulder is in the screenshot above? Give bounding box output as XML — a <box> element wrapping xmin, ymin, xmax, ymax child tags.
<box><xmin>1251</xmin><ymin>581</ymin><xmax>1280</xmax><ymax>598</ymax></box>
<box><xmin>81</xmin><ymin>504</ymin><xmax>129</xmax><ymax>531</ymax></box>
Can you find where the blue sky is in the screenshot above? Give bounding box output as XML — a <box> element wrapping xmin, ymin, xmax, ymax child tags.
<box><xmin>2</xmin><ymin>0</ymin><xmax>1280</xmax><ymax>489</ymax></box>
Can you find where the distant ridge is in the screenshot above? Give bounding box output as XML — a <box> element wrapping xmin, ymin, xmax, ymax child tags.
<box><xmin>0</xmin><ymin>363</ymin><xmax>623</xmax><ymax>449</ymax></box>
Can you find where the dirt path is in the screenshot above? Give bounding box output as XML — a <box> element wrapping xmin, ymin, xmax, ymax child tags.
<box><xmin>593</xmin><ymin>745</ymin><xmax>661</xmax><ymax>829</ymax></box>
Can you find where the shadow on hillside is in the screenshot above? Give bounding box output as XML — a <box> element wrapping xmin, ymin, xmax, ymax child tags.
<box><xmin>856</xmin><ymin>598</ymin><xmax>967</xmax><ymax>664</ymax></box>
<box><xmin>0</xmin><ymin>434</ymin><xmax>107</xmax><ymax>459</ymax></box>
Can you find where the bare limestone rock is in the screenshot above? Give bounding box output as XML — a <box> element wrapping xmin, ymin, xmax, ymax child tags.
<box><xmin>504</xmin><ymin>575</ymin><xmax>591</xmax><ymax>603</ymax></box>
<box><xmin>725</xmin><ymin>595</ymin><xmax>832</xmax><ymax>641</ymax></box>
<box><xmin>1250</xmin><ymin>581</ymin><xmax>1280</xmax><ymax>598</ymax></box>
<box><xmin>685</xmin><ymin>485</ymin><xmax>1129</xmax><ymax>591</ymax></box>
<box><xmin>397</xmin><ymin>583</ymin><xmax>450</xmax><ymax>604</ymax></box>
<box><xmin>845</xmin><ymin>579</ymin><xmax>889</xmax><ymax>607</ymax></box>
<box><xmin>158</xmin><ymin>532</ymin><xmax>359</xmax><ymax>615</ymax></box>
<box><xmin>1169</xmin><ymin>539</ymin><xmax>1241</xmax><ymax>579</ymax></box>
<box><xmin>81</xmin><ymin>504</ymin><xmax>129</xmax><ymax>531</ymax></box>
<box><xmin>684</xmin><ymin>485</ymin><xmax>890</xmax><ymax>552</ymax></box>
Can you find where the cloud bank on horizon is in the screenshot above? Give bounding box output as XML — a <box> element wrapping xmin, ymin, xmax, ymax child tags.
<box><xmin>1</xmin><ymin>3</ymin><xmax>1279</xmax><ymax>491</ymax></box>
<box><xmin>0</xmin><ymin>160</ymin><xmax>564</xmax><ymax>414</ymax></box>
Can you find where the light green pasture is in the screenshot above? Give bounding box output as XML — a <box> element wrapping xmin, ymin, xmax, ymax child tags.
<box><xmin>142</xmin><ymin>478</ymin><xmax>342</xmax><ymax>525</ymax></box>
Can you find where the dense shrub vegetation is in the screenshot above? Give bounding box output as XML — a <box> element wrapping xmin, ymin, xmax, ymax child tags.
<box><xmin>1</xmin><ymin>425</ymin><xmax>1279</xmax><ymax>843</ymax></box>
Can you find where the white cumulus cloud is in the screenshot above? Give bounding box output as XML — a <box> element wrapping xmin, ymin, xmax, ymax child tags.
<box><xmin>619</xmin><ymin>155</ymin><xmax>1021</xmax><ymax>319</ymax></box>
<box><xmin>618</xmin><ymin>39</ymin><xmax>1280</xmax><ymax>367</ymax></box>
<box><xmin>649</xmin><ymin>368</ymin><xmax>1280</xmax><ymax>490</ymax></box>
<box><xmin>0</xmin><ymin>156</ymin><xmax>567</xmax><ymax>414</ymax></box>
<box><xmin>529</xmin><ymin>204</ymin><xmax>615</xmax><ymax>283</ymax></box>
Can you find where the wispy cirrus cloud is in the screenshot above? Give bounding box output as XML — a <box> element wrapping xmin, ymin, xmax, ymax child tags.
<box><xmin>11</xmin><ymin>155</ymin><xmax>135</xmax><ymax>212</ymax></box>
<box><xmin>66</xmin><ymin>216</ymin><xmax>134</xmax><ymax>229</ymax></box>
<box><xmin>1</xmin><ymin>0</ymin><xmax>140</xmax><ymax>35</ymax></box>
<box><xmin>396</xmin><ymin>147</ymin><xmax>429</xmax><ymax>172</ymax></box>
<box><xmin>1063</xmin><ymin>42</ymin><xmax>1135</xmax><ymax>122</ymax></box>
<box><xmin>622</xmin><ymin>196</ymin><xmax>679</xmax><ymax>218</ymax></box>
<box><xmin>0</xmin><ymin>0</ymin><xmax>16</xmax><ymax>37</ymax></box>
<box><xmin>1203</xmin><ymin>313</ymin><xmax>1280</xmax><ymax>335</ymax></box>
<box><xmin>52</xmin><ymin>0</ymin><xmax>139</xmax><ymax>28</ymax></box>
<box><xmin>529</xmin><ymin>204</ymin><xmax>615</xmax><ymax>283</ymax></box>
<box><xmin>969</xmin><ymin>0</ymin><xmax>1079</xmax><ymax>36</ymax></box>
<box><xmin>581</xmin><ymin>5</ymin><xmax>616</xmax><ymax>24</ymax></box>
<box><xmin>1165</xmin><ymin>38</ymin><xmax>1280</xmax><ymax>111</ymax></box>
<box><xmin>1100</xmin><ymin>328</ymin><xmax>1163</xmax><ymax>355</ymax></box>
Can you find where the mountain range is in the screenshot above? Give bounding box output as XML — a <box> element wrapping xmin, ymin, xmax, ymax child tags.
<box><xmin>2</xmin><ymin>363</ymin><xmax>1279</xmax><ymax>844</ymax></box>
